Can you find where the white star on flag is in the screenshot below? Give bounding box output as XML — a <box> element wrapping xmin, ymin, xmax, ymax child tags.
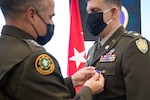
<box><xmin>68</xmin><ymin>0</ymin><xmax>86</xmax><ymax>92</ymax></box>
<box><xmin>69</xmin><ymin>48</ymin><xmax>86</xmax><ymax>69</ymax></box>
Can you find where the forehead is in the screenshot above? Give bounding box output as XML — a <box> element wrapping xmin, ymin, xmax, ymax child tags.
<box><xmin>46</xmin><ymin>0</ymin><xmax>54</xmax><ymax>10</ymax></box>
<box><xmin>42</xmin><ymin>0</ymin><xmax>54</xmax><ymax>14</ymax></box>
<box><xmin>86</xmin><ymin>0</ymin><xmax>107</xmax><ymax>10</ymax></box>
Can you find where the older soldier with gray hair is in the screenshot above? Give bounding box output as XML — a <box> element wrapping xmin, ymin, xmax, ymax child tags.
<box><xmin>0</xmin><ymin>0</ymin><xmax>105</xmax><ymax>100</ymax></box>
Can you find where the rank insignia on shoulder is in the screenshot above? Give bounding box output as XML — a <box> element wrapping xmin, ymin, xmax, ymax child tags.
<box><xmin>136</xmin><ymin>39</ymin><xmax>148</xmax><ymax>54</ymax></box>
<box><xmin>27</xmin><ymin>40</ymin><xmax>41</xmax><ymax>47</ymax></box>
<box><xmin>35</xmin><ymin>54</ymin><xmax>55</xmax><ymax>75</ymax></box>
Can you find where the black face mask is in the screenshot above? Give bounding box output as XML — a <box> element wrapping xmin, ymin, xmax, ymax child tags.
<box><xmin>32</xmin><ymin>11</ymin><xmax>54</xmax><ymax>45</ymax></box>
<box><xmin>36</xmin><ymin>24</ymin><xmax>54</xmax><ymax>45</ymax></box>
<box><xmin>86</xmin><ymin>9</ymin><xmax>112</xmax><ymax>36</ymax></box>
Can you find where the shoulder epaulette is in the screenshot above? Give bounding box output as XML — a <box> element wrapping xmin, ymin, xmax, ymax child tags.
<box><xmin>123</xmin><ymin>31</ymin><xmax>142</xmax><ymax>39</ymax></box>
<box><xmin>128</xmin><ymin>31</ymin><xmax>142</xmax><ymax>37</ymax></box>
<box><xmin>23</xmin><ymin>39</ymin><xmax>45</xmax><ymax>53</ymax></box>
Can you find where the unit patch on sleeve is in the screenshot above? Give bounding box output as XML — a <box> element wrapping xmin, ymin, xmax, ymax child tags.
<box><xmin>136</xmin><ymin>39</ymin><xmax>148</xmax><ymax>54</ymax></box>
<box><xmin>35</xmin><ymin>54</ymin><xmax>55</xmax><ymax>75</ymax></box>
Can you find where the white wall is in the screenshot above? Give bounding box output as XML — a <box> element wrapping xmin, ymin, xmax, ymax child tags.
<box><xmin>0</xmin><ymin>10</ymin><xmax>5</xmax><ymax>33</ymax></box>
<box><xmin>0</xmin><ymin>1</ymin><xmax>150</xmax><ymax>77</ymax></box>
<box><xmin>141</xmin><ymin>1</ymin><xmax>150</xmax><ymax>40</ymax></box>
<box><xmin>44</xmin><ymin>0</ymin><xmax>70</xmax><ymax>77</ymax></box>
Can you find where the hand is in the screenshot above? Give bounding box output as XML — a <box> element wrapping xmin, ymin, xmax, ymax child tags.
<box><xmin>84</xmin><ymin>73</ymin><xmax>105</xmax><ymax>94</ymax></box>
<box><xmin>71</xmin><ymin>66</ymin><xmax>95</xmax><ymax>87</ymax></box>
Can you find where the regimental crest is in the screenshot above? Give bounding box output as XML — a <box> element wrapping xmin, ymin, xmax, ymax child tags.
<box><xmin>35</xmin><ymin>54</ymin><xmax>55</xmax><ymax>75</ymax></box>
<box><xmin>136</xmin><ymin>39</ymin><xmax>148</xmax><ymax>54</ymax></box>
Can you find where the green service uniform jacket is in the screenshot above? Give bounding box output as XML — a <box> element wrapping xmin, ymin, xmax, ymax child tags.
<box><xmin>85</xmin><ymin>26</ymin><xmax>150</xmax><ymax>100</ymax></box>
<box><xmin>0</xmin><ymin>25</ymin><xmax>92</xmax><ymax>100</ymax></box>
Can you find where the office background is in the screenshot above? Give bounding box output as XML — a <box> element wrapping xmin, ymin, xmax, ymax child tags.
<box><xmin>0</xmin><ymin>0</ymin><xmax>150</xmax><ymax>77</ymax></box>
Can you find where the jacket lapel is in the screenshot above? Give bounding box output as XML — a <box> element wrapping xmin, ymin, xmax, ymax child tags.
<box><xmin>85</xmin><ymin>43</ymin><xmax>97</xmax><ymax>66</ymax></box>
<box><xmin>91</xmin><ymin>26</ymin><xmax>127</xmax><ymax>65</ymax></box>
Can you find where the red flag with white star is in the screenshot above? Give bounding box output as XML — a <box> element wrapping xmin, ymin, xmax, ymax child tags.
<box><xmin>67</xmin><ymin>0</ymin><xmax>86</xmax><ymax>92</ymax></box>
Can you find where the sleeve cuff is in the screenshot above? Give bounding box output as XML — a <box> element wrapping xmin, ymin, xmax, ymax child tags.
<box><xmin>64</xmin><ymin>77</ymin><xmax>76</xmax><ymax>98</ymax></box>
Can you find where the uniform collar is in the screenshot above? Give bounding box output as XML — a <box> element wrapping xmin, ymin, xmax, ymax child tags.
<box><xmin>101</xmin><ymin>24</ymin><xmax>121</xmax><ymax>46</ymax></box>
<box><xmin>91</xmin><ymin>26</ymin><xmax>127</xmax><ymax>65</ymax></box>
<box><xmin>1</xmin><ymin>25</ymin><xmax>35</xmax><ymax>40</ymax></box>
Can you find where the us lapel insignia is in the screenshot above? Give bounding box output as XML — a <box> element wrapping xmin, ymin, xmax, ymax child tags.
<box><xmin>136</xmin><ymin>39</ymin><xmax>148</xmax><ymax>54</ymax></box>
<box><xmin>110</xmin><ymin>48</ymin><xmax>115</xmax><ymax>53</ymax></box>
<box><xmin>35</xmin><ymin>54</ymin><xmax>55</xmax><ymax>75</ymax></box>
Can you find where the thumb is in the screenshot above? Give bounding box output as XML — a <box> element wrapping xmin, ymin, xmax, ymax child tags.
<box><xmin>92</xmin><ymin>72</ymin><xmax>99</xmax><ymax>81</ymax></box>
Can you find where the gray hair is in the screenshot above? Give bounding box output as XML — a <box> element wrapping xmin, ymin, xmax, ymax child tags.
<box><xmin>0</xmin><ymin>0</ymin><xmax>46</xmax><ymax>19</ymax></box>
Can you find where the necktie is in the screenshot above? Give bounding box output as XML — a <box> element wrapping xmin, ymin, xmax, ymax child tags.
<box><xmin>96</xmin><ymin>41</ymin><xmax>101</xmax><ymax>50</ymax></box>
<box><xmin>94</xmin><ymin>41</ymin><xmax>101</xmax><ymax>58</ymax></box>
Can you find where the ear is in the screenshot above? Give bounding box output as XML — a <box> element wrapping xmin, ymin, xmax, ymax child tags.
<box><xmin>111</xmin><ymin>7</ymin><xmax>119</xmax><ymax>19</ymax></box>
<box><xmin>25</xmin><ymin>7</ymin><xmax>36</xmax><ymax>24</ymax></box>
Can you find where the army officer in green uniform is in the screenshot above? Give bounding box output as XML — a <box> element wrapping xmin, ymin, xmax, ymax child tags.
<box><xmin>0</xmin><ymin>0</ymin><xmax>105</xmax><ymax>100</ymax></box>
<box><xmin>85</xmin><ymin>0</ymin><xmax>150</xmax><ymax>100</ymax></box>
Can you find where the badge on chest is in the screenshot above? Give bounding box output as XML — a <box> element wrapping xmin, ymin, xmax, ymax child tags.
<box><xmin>99</xmin><ymin>48</ymin><xmax>117</xmax><ymax>62</ymax></box>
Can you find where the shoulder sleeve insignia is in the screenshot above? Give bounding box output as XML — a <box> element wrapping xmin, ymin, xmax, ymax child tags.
<box><xmin>136</xmin><ymin>39</ymin><xmax>148</xmax><ymax>54</ymax></box>
<box><xmin>35</xmin><ymin>54</ymin><xmax>55</xmax><ymax>75</ymax></box>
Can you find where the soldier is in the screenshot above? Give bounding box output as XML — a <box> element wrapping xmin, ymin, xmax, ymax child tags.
<box><xmin>0</xmin><ymin>0</ymin><xmax>105</xmax><ymax>100</ymax></box>
<box><xmin>85</xmin><ymin>0</ymin><xmax>150</xmax><ymax>100</ymax></box>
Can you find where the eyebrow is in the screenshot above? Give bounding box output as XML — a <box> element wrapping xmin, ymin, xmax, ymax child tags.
<box><xmin>87</xmin><ymin>7</ymin><xmax>101</xmax><ymax>12</ymax></box>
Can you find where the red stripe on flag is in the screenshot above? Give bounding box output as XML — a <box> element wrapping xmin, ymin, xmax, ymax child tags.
<box><xmin>67</xmin><ymin>0</ymin><xmax>86</xmax><ymax>93</ymax></box>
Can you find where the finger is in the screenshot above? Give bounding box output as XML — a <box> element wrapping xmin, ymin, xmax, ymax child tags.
<box><xmin>86</xmin><ymin>66</ymin><xmax>95</xmax><ymax>70</ymax></box>
<box><xmin>98</xmin><ymin>74</ymin><xmax>105</xmax><ymax>83</ymax></box>
<box><xmin>84</xmin><ymin>66</ymin><xmax>95</xmax><ymax>72</ymax></box>
<box><xmin>85</xmin><ymin>69</ymin><xmax>95</xmax><ymax>76</ymax></box>
<box><xmin>92</xmin><ymin>72</ymin><xmax>99</xmax><ymax>81</ymax></box>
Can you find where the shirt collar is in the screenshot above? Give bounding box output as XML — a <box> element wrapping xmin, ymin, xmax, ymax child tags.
<box><xmin>101</xmin><ymin>24</ymin><xmax>121</xmax><ymax>46</ymax></box>
<box><xmin>1</xmin><ymin>25</ymin><xmax>35</xmax><ymax>40</ymax></box>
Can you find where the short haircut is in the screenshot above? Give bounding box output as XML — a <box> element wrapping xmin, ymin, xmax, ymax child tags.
<box><xmin>103</xmin><ymin>0</ymin><xmax>122</xmax><ymax>11</ymax></box>
<box><xmin>0</xmin><ymin>0</ymin><xmax>46</xmax><ymax>19</ymax></box>
<box><xmin>86</xmin><ymin>0</ymin><xmax>122</xmax><ymax>11</ymax></box>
